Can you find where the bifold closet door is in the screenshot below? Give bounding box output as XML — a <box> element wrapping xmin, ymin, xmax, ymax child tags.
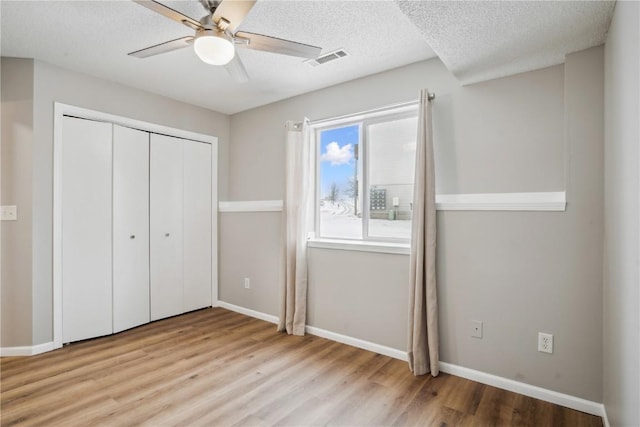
<box><xmin>113</xmin><ymin>125</ymin><xmax>150</xmax><ymax>333</ymax></box>
<box><xmin>183</xmin><ymin>141</ymin><xmax>212</xmax><ymax>311</ymax></box>
<box><xmin>150</xmin><ymin>134</ymin><xmax>184</xmax><ymax>321</ymax></box>
<box><xmin>61</xmin><ymin>117</ymin><xmax>113</xmax><ymax>343</ymax></box>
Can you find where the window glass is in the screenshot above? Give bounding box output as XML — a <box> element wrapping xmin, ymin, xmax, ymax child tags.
<box><xmin>367</xmin><ymin>116</ymin><xmax>417</xmax><ymax>240</ymax></box>
<box><xmin>318</xmin><ymin>124</ymin><xmax>362</xmax><ymax>239</ymax></box>
<box><xmin>315</xmin><ymin>106</ymin><xmax>418</xmax><ymax>242</ymax></box>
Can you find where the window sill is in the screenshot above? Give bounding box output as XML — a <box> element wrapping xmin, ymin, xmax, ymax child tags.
<box><xmin>307</xmin><ymin>238</ymin><xmax>410</xmax><ymax>255</ymax></box>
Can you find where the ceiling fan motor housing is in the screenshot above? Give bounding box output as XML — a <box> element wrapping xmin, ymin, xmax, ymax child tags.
<box><xmin>129</xmin><ymin>0</ymin><xmax>322</xmax><ymax>79</ymax></box>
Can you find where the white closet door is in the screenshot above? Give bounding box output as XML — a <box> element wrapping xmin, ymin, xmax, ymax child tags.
<box><xmin>150</xmin><ymin>134</ymin><xmax>184</xmax><ymax>321</ymax></box>
<box><xmin>183</xmin><ymin>141</ymin><xmax>212</xmax><ymax>311</ymax></box>
<box><xmin>113</xmin><ymin>125</ymin><xmax>150</xmax><ymax>332</ymax></box>
<box><xmin>61</xmin><ymin>117</ymin><xmax>113</xmax><ymax>343</ymax></box>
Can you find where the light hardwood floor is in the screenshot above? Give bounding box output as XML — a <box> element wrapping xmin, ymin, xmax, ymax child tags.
<box><xmin>1</xmin><ymin>308</ymin><xmax>602</xmax><ymax>426</ymax></box>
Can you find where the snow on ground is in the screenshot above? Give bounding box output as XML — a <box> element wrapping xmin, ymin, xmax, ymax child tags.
<box><xmin>320</xmin><ymin>200</ymin><xmax>411</xmax><ymax>240</ymax></box>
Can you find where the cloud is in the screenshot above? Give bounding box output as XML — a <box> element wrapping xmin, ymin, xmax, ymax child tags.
<box><xmin>321</xmin><ymin>141</ymin><xmax>353</xmax><ymax>165</ymax></box>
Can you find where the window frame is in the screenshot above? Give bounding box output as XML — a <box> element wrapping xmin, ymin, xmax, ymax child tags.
<box><xmin>312</xmin><ymin>103</ymin><xmax>419</xmax><ymax>245</ymax></box>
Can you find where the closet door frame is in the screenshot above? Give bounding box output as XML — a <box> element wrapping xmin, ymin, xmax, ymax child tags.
<box><xmin>53</xmin><ymin>103</ymin><xmax>218</xmax><ymax>349</ymax></box>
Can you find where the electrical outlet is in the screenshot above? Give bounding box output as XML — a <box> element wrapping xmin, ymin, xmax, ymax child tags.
<box><xmin>244</xmin><ymin>278</ymin><xmax>250</xmax><ymax>289</ymax></box>
<box><xmin>471</xmin><ymin>320</ymin><xmax>483</xmax><ymax>338</ymax></box>
<box><xmin>538</xmin><ymin>332</ymin><xmax>553</xmax><ymax>354</ymax></box>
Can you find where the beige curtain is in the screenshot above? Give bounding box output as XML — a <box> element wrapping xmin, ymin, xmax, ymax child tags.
<box><xmin>408</xmin><ymin>89</ymin><xmax>439</xmax><ymax>376</ymax></box>
<box><xmin>279</xmin><ymin>120</ymin><xmax>313</xmax><ymax>336</ymax></box>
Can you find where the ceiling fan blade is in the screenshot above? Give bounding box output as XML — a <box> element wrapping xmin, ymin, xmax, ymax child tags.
<box><xmin>235</xmin><ymin>31</ymin><xmax>321</xmax><ymax>59</ymax></box>
<box><xmin>212</xmin><ymin>0</ymin><xmax>256</xmax><ymax>34</ymax></box>
<box><xmin>224</xmin><ymin>54</ymin><xmax>249</xmax><ymax>83</ymax></box>
<box><xmin>132</xmin><ymin>0</ymin><xmax>203</xmax><ymax>30</ymax></box>
<box><xmin>129</xmin><ymin>36</ymin><xmax>195</xmax><ymax>58</ymax></box>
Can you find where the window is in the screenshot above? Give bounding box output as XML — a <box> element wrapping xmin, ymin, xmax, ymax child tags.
<box><xmin>314</xmin><ymin>104</ymin><xmax>418</xmax><ymax>243</ymax></box>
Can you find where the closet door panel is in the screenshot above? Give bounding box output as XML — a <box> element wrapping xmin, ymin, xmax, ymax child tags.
<box><xmin>150</xmin><ymin>134</ymin><xmax>184</xmax><ymax>321</ymax></box>
<box><xmin>183</xmin><ymin>141</ymin><xmax>212</xmax><ymax>311</ymax></box>
<box><xmin>61</xmin><ymin>117</ymin><xmax>113</xmax><ymax>343</ymax></box>
<box><xmin>113</xmin><ymin>125</ymin><xmax>150</xmax><ymax>333</ymax></box>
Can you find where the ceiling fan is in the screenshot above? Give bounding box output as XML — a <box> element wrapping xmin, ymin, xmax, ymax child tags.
<box><xmin>129</xmin><ymin>0</ymin><xmax>322</xmax><ymax>82</ymax></box>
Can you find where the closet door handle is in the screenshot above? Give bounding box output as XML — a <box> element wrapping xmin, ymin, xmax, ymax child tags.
<box><xmin>130</xmin><ymin>235</ymin><xmax>136</xmax><ymax>239</ymax></box>
<box><xmin>165</xmin><ymin>233</ymin><xmax>170</xmax><ymax>237</ymax></box>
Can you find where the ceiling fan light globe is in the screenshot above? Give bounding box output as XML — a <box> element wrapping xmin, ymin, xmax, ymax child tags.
<box><xmin>194</xmin><ymin>32</ymin><xmax>235</xmax><ymax>66</ymax></box>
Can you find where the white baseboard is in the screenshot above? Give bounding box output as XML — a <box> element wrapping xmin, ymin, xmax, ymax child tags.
<box><xmin>1</xmin><ymin>341</ymin><xmax>55</xmax><ymax>357</ymax></box>
<box><xmin>438</xmin><ymin>362</ymin><xmax>605</xmax><ymax>418</ymax></box>
<box><xmin>186</xmin><ymin>303</ymin><xmax>608</xmax><ymax>420</ymax></box>
<box><xmin>601</xmin><ymin>405</ymin><xmax>610</xmax><ymax>427</ymax></box>
<box><xmin>305</xmin><ymin>325</ymin><xmax>408</xmax><ymax>362</ymax></box>
<box><xmin>216</xmin><ymin>301</ymin><xmax>407</xmax><ymax>361</ymax></box>
<box><xmin>216</xmin><ymin>301</ymin><xmax>279</xmax><ymax>324</ymax></box>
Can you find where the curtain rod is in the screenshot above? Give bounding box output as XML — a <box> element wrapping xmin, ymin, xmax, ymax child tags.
<box><xmin>308</xmin><ymin>93</ymin><xmax>435</xmax><ymax>126</ymax></box>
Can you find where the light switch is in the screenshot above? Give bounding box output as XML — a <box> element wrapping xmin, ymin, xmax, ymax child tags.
<box><xmin>1</xmin><ymin>205</ymin><xmax>17</xmax><ymax>221</ymax></box>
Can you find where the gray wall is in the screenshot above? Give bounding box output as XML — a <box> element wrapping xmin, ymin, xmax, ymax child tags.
<box><xmin>1</xmin><ymin>58</ymin><xmax>230</xmax><ymax>346</ymax></box>
<box><xmin>222</xmin><ymin>51</ymin><xmax>604</xmax><ymax>401</ymax></box>
<box><xmin>603</xmin><ymin>1</ymin><xmax>640</xmax><ymax>425</ymax></box>
<box><xmin>308</xmin><ymin>248</ymin><xmax>409</xmax><ymax>350</ymax></box>
<box><xmin>1</xmin><ymin>58</ymin><xmax>34</xmax><ymax>346</ymax></box>
<box><xmin>218</xmin><ymin>212</ymin><xmax>282</xmax><ymax>315</ymax></box>
<box><xmin>440</xmin><ymin>46</ymin><xmax>603</xmax><ymax>401</ymax></box>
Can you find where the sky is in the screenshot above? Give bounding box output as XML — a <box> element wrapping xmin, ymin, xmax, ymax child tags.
<box><xmin>319</xmin><ymin>124</ymin><xmax>359</xmax><ymax>199</ymax></box>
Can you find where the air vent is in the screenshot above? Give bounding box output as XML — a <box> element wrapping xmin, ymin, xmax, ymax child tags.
<box><xmin>306</xmin><ymin>49</ymin><xmax>349</xmax><ymax>67</ymax></box>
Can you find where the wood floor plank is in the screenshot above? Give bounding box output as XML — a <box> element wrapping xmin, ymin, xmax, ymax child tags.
<box><xmin>0</xmin><ymin>308</ymin><xmax>603</xmax><ymax>427</ymax></box>
<box><xmin>176</xmin><ymin>339</ymin><xmax>345</xmax><ymax>426</ymax></box>
<box><xmin>251</xmin><ymin>345</ymin><xmax>370</xmax><ymax>424</ymax></box>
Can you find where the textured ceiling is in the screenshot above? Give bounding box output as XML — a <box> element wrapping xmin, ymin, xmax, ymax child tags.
<box><xmin>1</xmin><ymin>1</ymin><xmax>615</xmax><ymax>114</ymax></box>
<box><xmin>0</xmin><ymin>0</ymin><xmax>436</xmax><ymax>114</ymax></box>
<box><xmin>396</xmin><ymin>0</ymin><xmax>615</xmax><ymax>85</ymax></box>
